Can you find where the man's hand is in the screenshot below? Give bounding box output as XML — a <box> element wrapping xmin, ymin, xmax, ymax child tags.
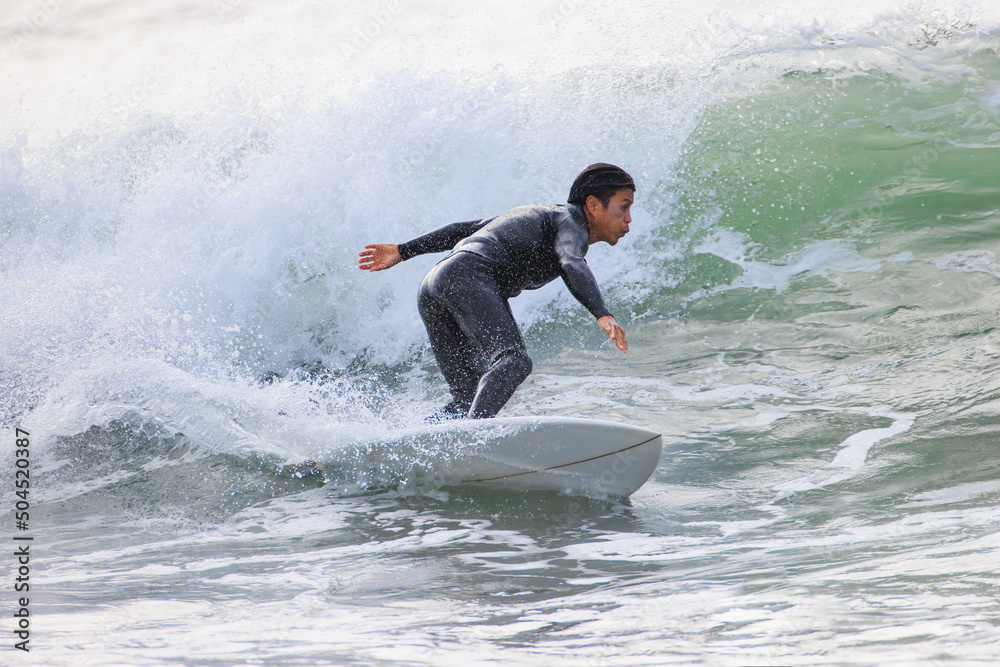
<box><xmin>358</xmin><ymin>244</ymin><xmax>402</xmax><ymax>272</ymax></box>
<box><xmin>598</xmin><ymin>315</ymin><xmax>627</xmax><ymax>354</ymax></box>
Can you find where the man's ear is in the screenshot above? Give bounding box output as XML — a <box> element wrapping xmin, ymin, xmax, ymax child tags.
<box><xmin>585</xmin><ymin>194</ymin><xmax>603</xmax><ymax>218</ymax></box>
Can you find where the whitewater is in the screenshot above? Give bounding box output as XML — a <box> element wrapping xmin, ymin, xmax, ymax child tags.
<box><xmin>3</xmin><ymin>0</ymin><xmax>1000</xmax><ymax>664</ymax></box>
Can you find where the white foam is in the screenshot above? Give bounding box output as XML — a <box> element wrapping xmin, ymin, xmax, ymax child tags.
<box><xmin>772</xmin><ymin>408</ymin><xmax>916</xmax><ymax>498</ymax></box>
<box><xmin>694</xmin><ymin>236</ymin><xmax>886</xmax><ymax>295</ymax></box>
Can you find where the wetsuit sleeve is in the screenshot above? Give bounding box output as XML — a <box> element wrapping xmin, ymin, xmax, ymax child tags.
<box><xmin>397</xmin><ymin>219</ymin><xmax>493</xmax><ymax>261</ymax></box>
<box><xmin>554</xmin><ymin>219</ymin><xmax>613</xmax><ymax>321</ymax></box>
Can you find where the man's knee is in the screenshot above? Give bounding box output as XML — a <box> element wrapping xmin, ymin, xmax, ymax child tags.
<box><xmin>496</xmin><ymin>349</ymin><xmax>532</xmax><ymax>383</ymax></box>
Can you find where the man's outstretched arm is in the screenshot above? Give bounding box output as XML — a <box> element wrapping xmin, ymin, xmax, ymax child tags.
<box><xmin>358</xmin><ymin>218</ymin><xmax>493</xmax><ymax>272</ymax></box>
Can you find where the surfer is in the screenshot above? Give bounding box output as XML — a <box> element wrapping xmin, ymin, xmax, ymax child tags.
<box><xmin>358</xmin><ymin>163</ymin><xmax>634</xmax><ymax>420</ymax></box>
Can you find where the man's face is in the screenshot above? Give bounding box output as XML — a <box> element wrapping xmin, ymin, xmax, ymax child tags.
<box><xmin>589</xmin><ymin>189</ymin><xmax>634</xmax><ymax>245</ymax></box>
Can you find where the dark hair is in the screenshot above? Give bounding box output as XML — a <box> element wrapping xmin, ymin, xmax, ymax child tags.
<box><xmin>567</xmin><ymin>163</ymin><xmax>635</xmax><ymax>208</ymax></box>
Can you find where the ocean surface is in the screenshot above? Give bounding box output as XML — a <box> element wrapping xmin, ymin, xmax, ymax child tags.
<box><xmin>3</xmin><ymin>0</ymin><xmax>1000</xmax><ymax>664</ymax></box>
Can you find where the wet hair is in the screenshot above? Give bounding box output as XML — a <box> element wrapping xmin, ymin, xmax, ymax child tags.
<box><xmin>567</xmin><ymin>163</ymin><xmax>635</xmax><ymax>208</ymax></box>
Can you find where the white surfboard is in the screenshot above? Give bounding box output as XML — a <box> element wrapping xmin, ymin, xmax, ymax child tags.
<box><xmin>313</xmin><ymin>417</ymin><xmax>662</xmax><ymax>498</ymax></box>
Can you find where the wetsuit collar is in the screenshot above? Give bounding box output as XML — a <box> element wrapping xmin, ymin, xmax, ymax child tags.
<box><xmin>567</xmin><ymin>203</ymin><xmax>590</xmax><ymax>232</ymax></box>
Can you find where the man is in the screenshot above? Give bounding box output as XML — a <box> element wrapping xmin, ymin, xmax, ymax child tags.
<box><xmin>358</xmin><ymin>163</ymin><xmax>634</xmax><ymax>420</ymax></box>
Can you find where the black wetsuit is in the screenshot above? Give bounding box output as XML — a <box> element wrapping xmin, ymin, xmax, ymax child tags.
<box><xmin>399</xmin><ymin>203</ymin><xmax>612</xmax><ymax>419</ymax></box>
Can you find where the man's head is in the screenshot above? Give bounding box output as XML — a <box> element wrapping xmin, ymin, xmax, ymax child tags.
<box><xmin>569</xmin><ymin>163</ymin><xmax>635</xmax><ymax>245</ymax></box>
<box><xmin>568</xmin><ymin>163</ymin><xmax>635</xmax><ymax>209</ymax></box>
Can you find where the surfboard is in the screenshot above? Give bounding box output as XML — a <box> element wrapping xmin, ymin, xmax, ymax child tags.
<box><xmin>300</xmin><ymin>417</ymin><xmax>662</xmax><ymax>498</ymax></box>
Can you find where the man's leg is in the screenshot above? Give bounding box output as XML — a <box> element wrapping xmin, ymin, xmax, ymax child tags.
<box><xmin>419</xmin><ymin>253</ymin><xmax>533</xmax><ymax>419</ymax></box>
<box><xmin>468</xmin><ymin>348</ymin><xmax>532</xmax><ymax>419</ymax></box>
<box><xmin>447</xmin><ymin>266</ymin><xmax>532</xmax><ymax>419</ymax></box>
<box><xmin>418</xmin><ymin>266</ymin><xmax>483</xmax><ymax>413</ymax></box>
